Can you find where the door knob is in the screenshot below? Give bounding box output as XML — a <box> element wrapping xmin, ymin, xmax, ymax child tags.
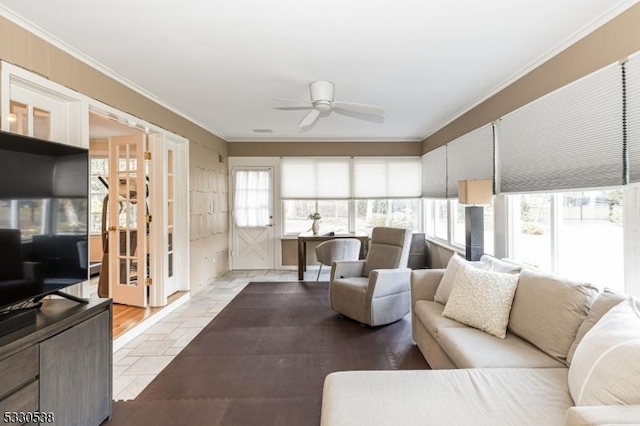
<box><xmin>109</xmin><ymin>226</ymin><xmax>117</xmax><ymax>231</ymax></box>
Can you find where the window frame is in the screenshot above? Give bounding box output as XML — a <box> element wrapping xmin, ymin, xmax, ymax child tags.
<box><xmin>423</xmin><ymin>198</ymin><xmax>466</xmax><ymax>250</ymax></box>
<box><xmin>282</xmin><ymin>198</ymin><xmax>423</xmax><ymax>237</ymax></box>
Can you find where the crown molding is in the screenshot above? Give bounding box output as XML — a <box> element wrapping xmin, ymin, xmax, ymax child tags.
<box><xmin>0</xmin><ymin>5</ymin><xmax>229</xmax><ymax>142</ymax></box>
<box><xmin>420</xmin><ymin>0</ymin><xmax>640</xmax><ymax>140</ymax></box>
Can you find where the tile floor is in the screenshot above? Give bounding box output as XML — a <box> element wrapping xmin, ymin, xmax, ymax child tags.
<box><xmin>112</xmin><ymin>269</ymin><xmax>326</xmax><ymax>400</ymax></box>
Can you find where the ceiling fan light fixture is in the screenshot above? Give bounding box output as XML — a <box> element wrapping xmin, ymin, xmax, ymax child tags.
<box><xmin>310</xmin><ymin>80</ymin><xmax>335</xmax><ymax>103</ymax></box>
<box><xmin>313</xmin><ymin>100</ymin><xmax>332</xmax><ymax>112</ymax></box>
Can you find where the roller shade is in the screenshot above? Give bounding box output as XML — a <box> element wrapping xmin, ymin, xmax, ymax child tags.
<box><xmin>281</xmin><ymin>157</ymin><xmax>351</xmax><ymax>199</ymax></box>
<box><xmin>628</xmin><ymin>55</ymin><xmax>640</xmax><ymax>184</ymax></box>
<box><xmin>446</xmin><ymin>124</ymin><xmax>494</xmax><ymax>198</ymax></box>
<box><xmin>352</xmin><ymin>157</ymin><xmax>421</xmax><ymax>199</ymax></box>
<box><xmin>498</xmin><ymin>62</ymin><xmax>623</xmax><ymax>193</ymax></box>
<box><xmin>421</xmin><ymin>146</ymin><xmax>447</xmax><ymax>199</ymax></box>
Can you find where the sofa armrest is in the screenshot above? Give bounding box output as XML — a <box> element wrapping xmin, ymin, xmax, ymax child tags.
<box><xmin>564</xmin><ymin>405</ymin><xmax>640</xmax><ymax>425</ymax></box>
<box><xmin>330</xmin><ymin>260</ymin><xmax>366</xmax><ymax>281</ymax></box>
<box><xmin>411</xmin><ymin>269</ymin><xmax>444</xmax><ymax>303</ymax></box>
<box><xmin>368</xmin><ymin>268</ymin><xmax>412</xmax><ymax>299</ymax></box>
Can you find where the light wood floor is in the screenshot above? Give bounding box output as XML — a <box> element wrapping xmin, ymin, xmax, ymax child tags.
<box><xmin>90</xmin><ymin>275</ymin><xmax>187</xmax><ymax>339</ymax></box>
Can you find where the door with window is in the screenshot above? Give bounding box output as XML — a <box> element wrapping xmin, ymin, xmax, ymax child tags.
<box><xmin>231</xmin><ymin>167</ymin><xmax>275</xmax><ymax>269</ymax></box>
<box><xmin>164</xmin><ymin>139</ymin><xmax>179</xmax><ymax>296</ymax></box>
<box><xmin>108</xmin><ymin>134</ymin><xmax>149</xmax><ymax>307</ymax></box>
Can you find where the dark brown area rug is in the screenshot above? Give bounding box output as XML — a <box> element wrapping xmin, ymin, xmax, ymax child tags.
<box><xmin>105</xmin><ymin>281</ymin><xmax>430</xmax><ymax>426</ymax></box>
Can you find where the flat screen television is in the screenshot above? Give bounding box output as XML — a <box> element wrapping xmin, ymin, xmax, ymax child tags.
<box><xmin>0</xmin><ymin>130</ymin><xmax>88</xmax><ymax>313</ymax></box>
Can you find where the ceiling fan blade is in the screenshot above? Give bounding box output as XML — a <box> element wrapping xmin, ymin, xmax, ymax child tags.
<box><xmin>272</xmin><ymin>98</ymin><xmax>312</xmax><ymax>108</ymax></box>
<box><xmin>274</xmin><ymin>106</ymin><xmax>312</xmax><ymax>111</ymax></box>
<box><xmin>299</xmin><ymin>109</ymin><xmax>321</xmax><ymax>128</ymax></box>
<box><xmin>333</xmin><ymin>101</ymin><xmax>385</xmax><ymax>116</ymax></box>
<box><xmin>333</xmin><ymin>108</ymin><xmax>385</xmax><ymax>124</ymax></box>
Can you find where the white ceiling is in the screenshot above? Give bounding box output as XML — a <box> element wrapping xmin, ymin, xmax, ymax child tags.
<box><xmin>0</xmin><ymin>0</ymin><xmax>637</xmax><ymax>142</ymax></box>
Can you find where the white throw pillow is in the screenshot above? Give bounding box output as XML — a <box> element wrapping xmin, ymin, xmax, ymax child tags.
<box><xmin>568</xmin><ymin>297</ymin><xmax>640</xmax><ymax>406</ymax></box>
<box><xmin>442</xmin><ymin>262</ymin><xmax>520</xmax><ymax>339</ymax></box>
<box><xmin>434</xmin><ymin>254</ymin><xmax>492</xmax><ymax>304</ymax></box>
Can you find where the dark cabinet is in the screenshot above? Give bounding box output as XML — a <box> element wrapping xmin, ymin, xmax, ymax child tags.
<box><xmin>0</xmin><ymin>299</ymin><xmax>112</xmax><ymax>425</ymax></box>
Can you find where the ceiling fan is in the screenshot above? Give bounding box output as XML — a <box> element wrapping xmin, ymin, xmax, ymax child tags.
<box><xmin>273</xmin><ymin>81</ymin><xmax>385</xmax><ymax>128</ymax></box>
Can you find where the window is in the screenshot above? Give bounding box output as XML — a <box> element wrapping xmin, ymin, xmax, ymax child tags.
<box><xmin>281</xmin><ymin>157</ymin><xmax>422</xmax><ymax>236</ymax></box>
<box><xmin>284</xmin><ymin>200</ymin><xmax>349</xmax><ymax>234</ymax></box>
<box><xmin>508</xmin><ymin>190</ymin><xmax>623</xmax><ymax>291</ymax></box>
<box><xmin>510</xmin><ymin>194</ymin><xmax>553</xmax><ymax>271</ymax></box>
<box><xmin>424</xmin><ymin>199</ymin><xmax>450</xmax><ymax>241</ymax></box>
<box><xmin>425</xmin><ymin>198</ymin><xmax>495</xmax><ymax>255</ymax></box>
<box><xmin>451</xmin><ymin>200</ymin><xmax>466</xmax><ymax>247</ymax></box>
<box><xmin>483</xmin><ymin>203</ymin><xmax>495</xmax><ymax>255</ymax></box>
<box><xmin>90</xmin><ymin>157</ymin><xmax>109</xmax><ymax>234</ymax></box>
<box><xmin>558</xmin><ymin>190</ymin><xmax>623</xmax><ymax>289</ymax></box>
<box><xmin>434</xmin><ymin>200</ymin><xmax>448</xmax><ymax>240</ymax></box>
<box><xmin>355</xmin><ymin>199</ymin><xmax>421</xmax><ymax>236</ymax></box>
<box><xmin>233</xmin><ymin>169</ymin><xmax>271</xmax><ymax>227</ymax></box>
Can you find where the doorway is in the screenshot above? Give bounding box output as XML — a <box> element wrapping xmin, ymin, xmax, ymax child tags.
<box><xmin>89</xmin><ymin>112</ymin><xmax>150</xmax><ymax>307</ymax></box>
<box><xmin>230</xmin><ymin>166</ymin><xmax>276</xmax><ymax>269</ymax></box>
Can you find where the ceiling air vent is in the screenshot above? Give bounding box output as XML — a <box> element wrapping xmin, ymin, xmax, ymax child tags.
<box><xmin>252</xmin><ymin>129</ymin><xmax>273</xmax><ymax>133</ymax></box>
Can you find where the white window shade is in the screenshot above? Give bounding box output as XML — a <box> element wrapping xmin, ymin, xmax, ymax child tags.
<box><xmin>422</xmin><ymin>146</ymin><xmax>447</xmax><ymax>199</ymax></box>
<box><xmin>281</xmin><ymin>157</ymin><xmax>351</xmax><ymax>199</ymax></box>
<box><xmin>446</xmin><ymin>124</ymin><xmax>494</xmax><ymax>198</ymax></box>
<box><xmin>627</xmin><ymin>55</ymin><xmax>640</xmax><ymax>184</ymax></box>
<box><xmin>498</xmin><ymin>62</ymin><xmax>623</xmax><ymax>193</ymax></box>
<box><xmin>352</xmin><ymin>157</ymin><xmax>421</xmax><ymax>199</ymax></box>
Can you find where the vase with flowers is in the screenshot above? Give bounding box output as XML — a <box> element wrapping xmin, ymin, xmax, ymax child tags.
<box><xmin>308</xmin><ymin>212</ymin><xmax>321</xmax><ymax>235</ymax></box>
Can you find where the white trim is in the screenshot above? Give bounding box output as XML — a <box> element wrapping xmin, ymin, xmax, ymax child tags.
<box><xmin>227</xmin><ymin>137</ymin><xmax>422</xmax><ymax>143</ymax></box>
<box><xmin>0</xmin><ymin>6</ymin><xmax>228</xmax><ymax>142</ymax></box>
<box><xmin>420</xmin><ymin>0</ymin><xmax>640</xmax><ymax>140</ymax></box>
<box><xmin>493</xmin><ymin>194</ymin><xmax>509</xmax><ymax>259</ymax></box>
<box><xmin>624</xmin><ymin>187</ymin><xmax>640</xmax><ymax>297</ymax></box>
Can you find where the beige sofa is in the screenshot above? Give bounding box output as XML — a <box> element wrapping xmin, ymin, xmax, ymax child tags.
<box><xmin>321</xmin><ymin>255</ymin><xmax>640</xmax><ymax>425</ymax></box>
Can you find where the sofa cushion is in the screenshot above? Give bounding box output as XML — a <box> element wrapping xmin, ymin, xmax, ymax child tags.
<box><xmin>434</xmin><ymin>253</ymin><xmax>491</xmax><ymax>304</ymax></box>
<box><xmin>442</xmin><ymin>264</ymin><xmax>519</xmax><ymax>338</ymax></box>
<box><xmin>480</xmin><ymin>254</ymin><xmax>523</xmax><ymax>274</ymax></box>
<box><xmin>568</xmin><ymin>298</ymin><xmax>640</xmax><ymax>406</ymax></box>
<box><xmin>566</xmin><ymin>288</ymin><xmax>626</xmax><ymax>365</ymax></box>
<box><xmin>508</xmin><ymin>268</ymin><xmax>599</xmax><ymax>362</ymax></box>
<box><xmin>438</xmin><ymin>327</ymin><xmax>566</xmax><ymax>369</ymax></box>
<box><xmin>321</xmin><ymin>368</ymin><xmax>572</xmax><ymax>426</ymax></box>
<box><xmin>413</xmin><ymin>300</ymin><xmax>467</xmax><ymax>340</ymax></box>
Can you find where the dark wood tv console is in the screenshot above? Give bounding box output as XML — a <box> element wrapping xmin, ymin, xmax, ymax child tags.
<box><xmin>0</xmin><ymin>298</ymin><xmax>112</xmax><ymax>425</ymax></box>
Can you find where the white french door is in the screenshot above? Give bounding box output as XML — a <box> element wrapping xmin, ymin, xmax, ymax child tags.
<box><xmin>108</xmin><ymin>134</ymin><xmax>149</xmax><ymax>307</ymax></box>
<box><xmin>231</xmin><ymin>167</ymin><xmax>275</xmax><ymax>269</ymax></box>
<box><xmin>164</xmin><ymin>139</ymin><xmax>179</xmax><ymax>296</ymax></box>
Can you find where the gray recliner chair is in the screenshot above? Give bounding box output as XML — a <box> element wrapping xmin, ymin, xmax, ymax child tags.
<box><xmin>329</xmin><ymin>227</ymin><xmax>412</xmax><ymax>326</ymax></box>
<box><xmin>314</xmin><ymin>238</ymin><xmax>361</xmax><ymax>281</ymax></box>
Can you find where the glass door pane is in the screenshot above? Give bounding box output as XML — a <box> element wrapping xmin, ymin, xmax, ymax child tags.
<box><xmin>9</xmin><ymin>101</ymin><xmax>28</xmax><ymax>135</ymax></box>
<box><xmin>167</xmin><ymin>149</ymin><xmax>174</xmax><ymax>278</ymax></box>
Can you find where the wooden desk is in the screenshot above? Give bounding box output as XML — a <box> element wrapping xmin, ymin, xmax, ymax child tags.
<box><xmin>297</xmin><ymin>233</ymin><xmax>369</xmax><ymax>281</ymax></box>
